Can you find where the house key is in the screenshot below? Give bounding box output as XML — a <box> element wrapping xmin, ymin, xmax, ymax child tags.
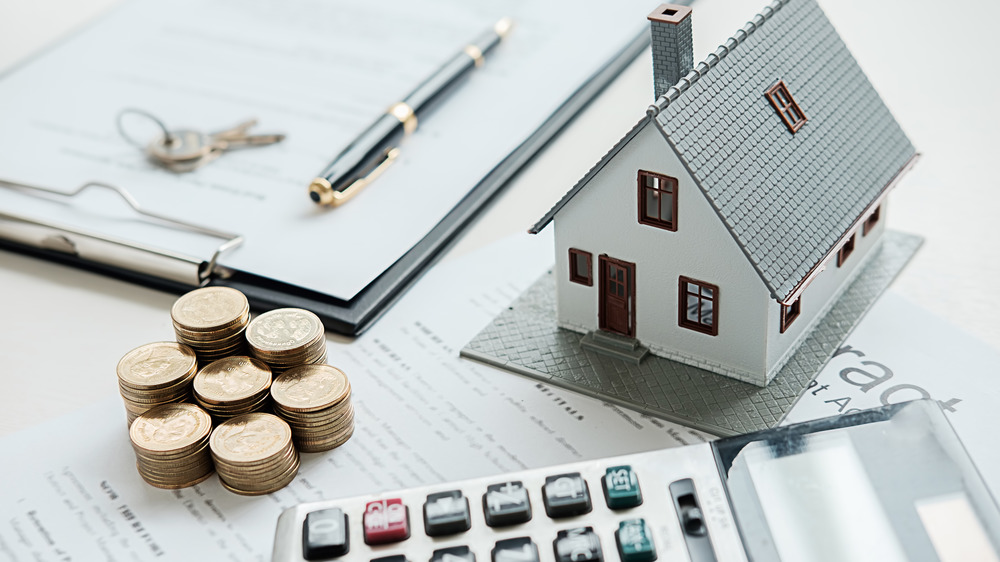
<box><xmin>145</xmin><ymin>118</ymin><xmax>285</xmax><ymax>172</ymax></box>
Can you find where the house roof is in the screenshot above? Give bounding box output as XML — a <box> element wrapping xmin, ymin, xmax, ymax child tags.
<box><xmin>530</xmin><ymin>0</ymin><xmax>917</xmax><ymax>302</ymax></box>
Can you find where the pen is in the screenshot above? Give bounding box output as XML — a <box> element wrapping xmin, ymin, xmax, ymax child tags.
<box><xmin>308</xmin><ymin>17</ymin><xmax>514</xmax><ymax>207</ymax></box>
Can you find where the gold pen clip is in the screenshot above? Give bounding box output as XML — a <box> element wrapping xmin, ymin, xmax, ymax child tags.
<box><xmin>309</xmin><ymin>147</ymin><xmax>400</xmax><ymax>207</ymax></box>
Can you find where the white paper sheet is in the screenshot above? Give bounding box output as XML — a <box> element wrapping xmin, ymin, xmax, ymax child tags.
<box><xmin>0</xmin><ymin>232</ymin><xmax>709</xmax><ymax>561</ymax></box>
<box><xmin>784</xmin><ymin>291</ymin><xmax>1000</xmax><ymax>497</ymax></box>
<box><xmin>0</xmin><ymin>0</ymin><xmax>656</xmax><ymax>300</ymax></box>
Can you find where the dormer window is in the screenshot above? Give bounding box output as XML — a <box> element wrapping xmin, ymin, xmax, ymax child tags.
<box><xmin>765</xmin><ymin>80</ymin><xmax>807</xmax><ymax>133</ymax></box>
<box><xmin>638</xmin><ymin>170</ymin><xmax>678</xmax><ymax>231</ymax></box>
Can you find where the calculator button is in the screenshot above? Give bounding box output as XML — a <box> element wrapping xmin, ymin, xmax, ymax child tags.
<box><xmin>616</xmin><ymin>519</ymin><xmax>657</xmax><ymax>562</ymax></box>
<box><xmin>371</xmin><ymin>557</ymin><xmax>411</xmax><ymax>562</ymax></box>
<box><xmin>363</xmin><ymin>499</ymin><xmax>410</xmax><ymax>545</ymax></box>
<box><xmin>553</xmin><ymin>527</ymin><xmax>603</xmax><ymax>562</ymax></box>
<box><xmin>602</xmin><ymin>465</ymin><xmax>643</xmax><ymax>509</ymax></box>
<box><xmin>542</xmin><ymin>473</ymin><xmax>592</xmax><ymax>518</ymax></box>
<box><xmin>431</xmin><ymin>546</ymin><xmax>475</xmax><ymax>562</ymax></box>
<box><xmin>424</xmin><ymin>490</ymin><xmax>472</xmax><ymax>536</ymax></box>
<box><xmin>302</xmin><ymin>508</ymin><xmax>350</xmax><ymax>560</ymax></box>
<box><xmin>492</xmin><ymin>537</ymin><xmax>540</xmax><ymax>562</ymax></box>
<box><xmin>483</xmin><ymin>481</ymin><xmax>532</xmax><ymax>527</ymax></box>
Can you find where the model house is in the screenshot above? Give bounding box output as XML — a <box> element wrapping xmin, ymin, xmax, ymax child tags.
<box><xmin>529</xmin><ymin>0</ymin><xmax>917</xmax><ymax>387</ymax></box>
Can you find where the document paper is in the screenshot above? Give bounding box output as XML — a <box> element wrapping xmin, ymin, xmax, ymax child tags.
<box><xmin>0</xmin><ymin>0</ymin><xmax>656</xmax><ymax>300</ymax></box>
<box><xmin>0</xmin><ymin>233</ymin><xmax>708</xmax><ymax>561</ymax></box>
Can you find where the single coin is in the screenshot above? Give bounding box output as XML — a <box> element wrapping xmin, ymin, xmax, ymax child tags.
<box><xmin>276</xmin><ymin>403</ymin><xmax>354</xmax><ymax>427</ymax></box>
<box><xmin>194</xmin><ymin>356</ymin><xmax>272</xmax><ymax>403</ymax></box>
<box><xmin>210</xmin><ymin>413</ymin><xmax>292</xmax><ymax>464</ymax></box>
<box><xmin>271</xmin><ymin>364</ymin><xmax>349</xmax><ymax>412</ymax></box>
<box><xmin>218</xmin><ymin>454</ymin><xmax>299</xmax><ymax>496</ymax></box>
<box><xmin>245</xmin><ymin>309</ymin><xmax>324</xmax><ymax>353</ymax></box>
<box><xmin>195</xmin><ymin>390</ymin><xmax>270</xmax><ymax>414</ymax></box>
<box><xmin>117</xmin><ymin>342</ymin><xmax>197</xmax><ymax>389</ymax></box>
<box><xmin>133</xmin><ymin>438</ymin><xmax>210</xmax><ymax>463</ymax></box>
<box><xmin>172</xmin><ymin>311</ymin><xmax>249</xmax><ymax>339</ymax></box>
<box><xmin>129</xmin><ymin>403</ymin><xmax>212</xmax><ymax>453</ymax></box>
<box><xmin>136</xmin><ymin>466</ymin><xmax>214</xmax><ymax>490</ymax></box>
<box><xmin>171</xmin><ymin>287</ymin><xmax>249</xmax><ymax>331</ymax></box>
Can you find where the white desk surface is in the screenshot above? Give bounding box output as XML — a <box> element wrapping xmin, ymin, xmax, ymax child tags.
<box><xmin>1</xmin><ymin>0</ymin><xmax>998</xmax><ymax>438</ymax></box>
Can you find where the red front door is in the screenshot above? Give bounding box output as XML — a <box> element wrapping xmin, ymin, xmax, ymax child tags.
<box><xmin>599</xmin><ymin>256</ymin><xmax>635</xmax><ymax>338</ymax></box>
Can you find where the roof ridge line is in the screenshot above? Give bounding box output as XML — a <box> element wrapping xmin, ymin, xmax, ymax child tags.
<box><xmin>646</xmin><ymin>0</ymin><xmax>790</xmax><ymax>118</ymax></box>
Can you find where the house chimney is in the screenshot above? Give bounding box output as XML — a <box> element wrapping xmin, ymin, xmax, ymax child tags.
<box><xmin>648</xmin><ymin>4</ymin><xmax>693</xmax><ymax>100</ymax></box>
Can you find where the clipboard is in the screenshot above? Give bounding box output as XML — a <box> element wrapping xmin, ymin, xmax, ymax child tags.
<box><xmin>0</xmin><ymin>0</ymin><xmax>659</xmax><ymax>336</ymax></box>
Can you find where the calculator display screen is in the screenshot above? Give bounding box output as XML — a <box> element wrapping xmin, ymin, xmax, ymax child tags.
<box><xmin>713</xmin><ymin>400</ymin><xmax>1000</xmax><ymax>562</ymax></box>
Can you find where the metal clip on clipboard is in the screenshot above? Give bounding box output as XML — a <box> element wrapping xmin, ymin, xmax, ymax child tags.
<box><xmin>0</xmin><ymin>180</ymin><xmax>243</xmax><ymax>287</ymax></box>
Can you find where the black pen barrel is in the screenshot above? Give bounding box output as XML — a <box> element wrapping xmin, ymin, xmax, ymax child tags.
<box><xmin>405</xmin><ymin>28</ymin><xmax>503</xmax><ymax>115</ymax></box>
<box><xmin>317</xmin><ymin>116</ymin><xmax>405</xmax><ymax>190</ymax></box>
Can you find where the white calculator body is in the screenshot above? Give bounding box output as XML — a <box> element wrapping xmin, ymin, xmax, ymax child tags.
<box><xmin>273</xmin><ymin>400</ymin><xmax>1000</xmax><ymax>562</ymax></box>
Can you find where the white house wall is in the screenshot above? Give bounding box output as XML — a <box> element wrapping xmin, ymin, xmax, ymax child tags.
<box><xmin>553</xmin><ymin>122</ymin><xmax>771</xmax><ymax>383</ymax></box>
<box><xmin>763</xmin><ymin>201</ymin><xmax>889</xmax><ymax>378</ymax></box>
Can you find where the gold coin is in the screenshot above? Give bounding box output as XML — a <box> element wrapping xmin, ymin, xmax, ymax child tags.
<box><xmin>296</xmin><ymin>425</ymin><xmax>355</xmax><ymax>453</ymax></box>
<box><xmin>210</xmin><ymin>413</ymin><xmax>291</xmax><ymax>464</ymax></box>
<box><xmin>129</xmin><ymin>403</ymin><xmax>212</xmax><ymax>453</ymax></box>
<box><xmin>170</xmin><ymin>287</ymin><xmax>249</xmax><ymax>332</ymax></box>
<box><xmin>137</xmin><ymin>455</ymin><xmax>213</xmax><ymax>476</ymax></box>
<box><xmin>218</xmin><ymin>455</ymin><xmax>300</xmax><ymax>496</ymax></box>
<box><xmin>194</xmin><ymin>356</ymin><xmax>272</xmax><ymax>403</ymax></box>
<box><xmin>271</xmin><ymin>364</ymin><xmax>349</xmax><ymax>412</ymax></box>
<box><xmin>133</xmin><ymin>439</ymin><xmax>210</xmax><ymax>463</ymax></box>
<box><xmin>195</xmin><ymin>391</ymin><xmax>270</xmax><ymax>414</ymax></box>
<box><xmin>246</xmin><ymin>309</ymin><xmax>324</xmax><ymax>354</ymax></box>
<box><xmin>117</xmin><ymin>342</ymin><xmax>197</xmax><ymax>390</ymax></box>
<box><xmin>278</xmin><ymin>404</ymin><xmax>354</xmax><ymax>430</ymax></box>
<box><xmin>213</xmin><ymin>443</ymin><xmax>295</xmax><ymax>476</ymax></box>
<box><xmin>173</xmin><ymin>313</ymin><xmax>249</xmax><ymax>340</ymax></box>
<box><xmin>137</xmin><ymin>465</ymin><xmax>214</xmax><ymax>490</ymax></box>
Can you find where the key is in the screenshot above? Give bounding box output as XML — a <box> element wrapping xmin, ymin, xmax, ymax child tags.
<box><xmin>146</xmin><ymin>118</ymin><xmax>285</xmax><ymax>172</ymax></box>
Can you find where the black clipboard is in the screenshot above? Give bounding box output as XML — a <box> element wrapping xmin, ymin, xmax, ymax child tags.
<box><xmin>0</xmin><ymin>12</ymin><xmax>654</xmax><ymax>337</ymax></box>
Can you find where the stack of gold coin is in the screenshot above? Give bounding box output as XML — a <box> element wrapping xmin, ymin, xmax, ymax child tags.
<box><xmin>171</xmin><ymin>287</ymin><xmax>250</xmax><ymax>363</ymax></box>
<box><xmin>210</xmin><ymin>413</ymin><xmax>299</xmax><ymax>496</ymax></box>
<box><xmin>117</xmin><ymin>342</ymin><xmax>199</xmax><ymax>426</ymax></box>
<box><xmin>192</xmin><ymin>356</ymin><xmax>273</xmax><ymax>421</ymax></box>
<box><xmin>271</xmin><ymin>364</ymin><xmax>354</xmax><ymax>453</ymax></box>
<box><xmin>245</xmin><ymin>308</ymin><xmax>327</xmax><ymax>373</ymax></box>
<box><xmin>129</xmin><ymin>403</ymin><xmax>214</xmax><ymax>489</ymax></box>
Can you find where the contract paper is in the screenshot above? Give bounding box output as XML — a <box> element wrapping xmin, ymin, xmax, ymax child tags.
<box><xmin>0</xmin><ymin>0</ymin><xmax>656</xmax><ymax>300</ymax></box>
<box><xmin>785</xmin><ymin>291</ymin><xmax>1000</xmax><ymax>497</ymax></box>
<box><xmin>0</xmin><ymin>233</ymin><xmax>709</xmax><ymax>561</ymax></box>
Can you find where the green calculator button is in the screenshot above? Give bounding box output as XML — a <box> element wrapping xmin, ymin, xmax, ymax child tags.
<box><xmin>602</xmin><ymin>465</ymin><xmax>642</xmax><ymax>509</ymax></box>
<box><xmin>616</xmin><ymin>519</ymin><xmax>656</xmax><ymax>562</ymax></box>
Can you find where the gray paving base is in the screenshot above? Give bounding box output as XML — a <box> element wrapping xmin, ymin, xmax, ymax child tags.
<box><xmin>461</xmin><ymin>231</ymin><xmax>922</xmax><ymax>436</ymax></box>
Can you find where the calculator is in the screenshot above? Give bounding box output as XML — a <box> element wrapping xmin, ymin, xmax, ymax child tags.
<box><xmin>272</xmin><ymin>400</ymin><xmax>1000</xmax><ymax>562</ymax></box>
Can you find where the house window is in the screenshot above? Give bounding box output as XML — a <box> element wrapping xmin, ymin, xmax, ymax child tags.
<box><xmin>678</xmin><ymin>276</ymin><xmax>718</xmax><ymax>336</ymax></box>
<box><xmin>765</xmin><ymin>81</ymin><xmax>807</xmax><ymax>133</ymax></box>
<box><xmin>837</xmin><ymin>233</ymin><xmax>856</xmax><ymax>267</ymax></box>
<box><xmin>568</xmin><ymin>248</ymin><xmax>593</xmax><ymax>286</ymax></box>
<box><xmin>780</xmin><ymin>297</ymin><xmax>801</xmax><ymax>333</ymax></box>
<box><xmin>863</xmin><ymin>206</ymin><xmax>881</xmax><ymax>236</ymax></box>
<box><xmin>638</xmin><ymin>170</ymin><xmax>678</xmax><ymax>231</ymax></box>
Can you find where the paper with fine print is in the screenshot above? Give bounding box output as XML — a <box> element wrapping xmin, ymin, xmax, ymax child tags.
<box><xmin>0</xmin><ymin>0</ymin><xmax>658</xmax><ymax>301</ymax></box>
<box><xmin>785</xmin><ymin>290</ymin><xmax>1000</xmax><ymax>498</ymax></box>
<box><xmin>0</xmin><ymin>232</ymin><xmax>708</xmax><ymax>561</ymax></box>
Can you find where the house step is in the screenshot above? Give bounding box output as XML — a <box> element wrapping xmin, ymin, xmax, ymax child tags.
<box><xmin>580</xmin><ymin>330</ymin><xmax>649</xmax><ymax>364</ymax></box>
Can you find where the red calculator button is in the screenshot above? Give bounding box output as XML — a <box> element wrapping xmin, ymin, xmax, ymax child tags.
<box><xmin>363</xmin><ymin>499</ymin><xmax>410</xmax><ymax>545</ymax></box>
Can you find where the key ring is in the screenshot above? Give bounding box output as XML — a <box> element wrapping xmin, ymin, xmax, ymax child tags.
<box><xmin>116</xmin><ymin>108</ymin><xmax>175</xmax><ymax>149</ymax></box>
